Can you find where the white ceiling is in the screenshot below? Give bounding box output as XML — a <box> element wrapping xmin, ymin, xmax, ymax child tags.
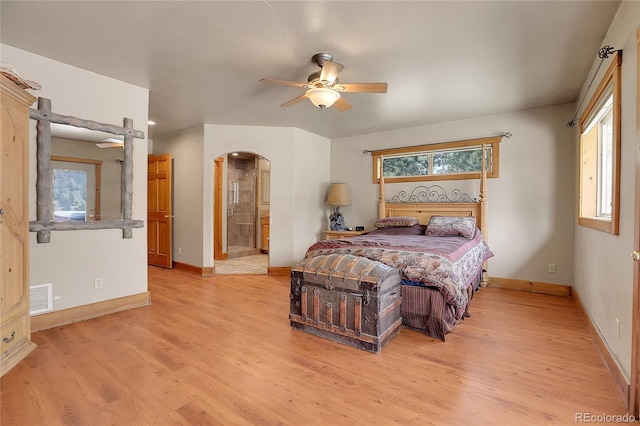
<box><xmin>0</xmin><ymin>1</ymin><xmax>621</xmax><ymax>140</ymax></box>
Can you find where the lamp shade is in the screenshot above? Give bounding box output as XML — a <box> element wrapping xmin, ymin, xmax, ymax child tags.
<box><xmin>306</xmin><ymin>87</ymin><xmax>341</xmax><ymax>108</ymax></box>
<box><xmin>326</xmin><ymin>183</ymin><xmax>351</xmax><ymax>206</ymax></box>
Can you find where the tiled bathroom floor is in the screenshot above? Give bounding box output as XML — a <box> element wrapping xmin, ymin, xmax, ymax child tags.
<box><xmin>215</xmin><ymin>253</ymin><xmax>268</xmax><ymax>274</ymax></box>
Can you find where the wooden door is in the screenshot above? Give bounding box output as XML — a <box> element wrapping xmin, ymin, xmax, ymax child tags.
<box><xmin>632</xmin><ymin>26</ymin><xmax>640</xmax><ymax>416</ymax></box>
<box><xmin>148</xmin><ymin>154</ymin><xmax>172</xmax><ymax>268</ymax></box>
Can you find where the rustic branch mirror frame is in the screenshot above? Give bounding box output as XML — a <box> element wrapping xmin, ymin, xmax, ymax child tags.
<box><xmin>28</xmin><ymin>97</ymin><xmax>145</xmax><ymax>243</ymax></box>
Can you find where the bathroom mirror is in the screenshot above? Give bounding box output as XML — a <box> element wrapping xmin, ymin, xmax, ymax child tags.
<box><xmin>261</xmin><ymin>170</ymin><xmax>270</xmax><ymax>204</ymax></box>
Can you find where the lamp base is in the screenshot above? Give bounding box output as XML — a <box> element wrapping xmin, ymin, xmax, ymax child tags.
<box><xmin>329</xmin><ymin>206</ymin><xmax>346</xmax><ymax>231</ymax></box>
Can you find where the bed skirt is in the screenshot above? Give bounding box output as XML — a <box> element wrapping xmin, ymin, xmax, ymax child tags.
<box><xmin>401</xmin><ymin>268</ymin><xmax>483</xmax><ymax>341</ymax></box>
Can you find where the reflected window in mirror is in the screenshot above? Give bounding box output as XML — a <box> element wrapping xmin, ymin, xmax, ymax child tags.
<box><xmin>50</xmin><ymin>130</ymin><xmax>124</xmax><ymax>222</ymax></box>
<box><xmin>52</xmin><ymin>168</ymin><xmax>87</xmax><ymax>221</ymax></box>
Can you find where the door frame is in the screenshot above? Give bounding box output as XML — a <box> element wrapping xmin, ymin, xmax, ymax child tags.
<box><xmin>213</xmin><ymin>153</ymin><xmax>271</xmax><ymax>266</ymax></box>
<box><xmin>630</xmin><ymin>26</ymin><xmax>640</xmax><ymax>416</ymax></box>
<box><xmin>214</xmin><ymin>157</ymin><xmax>226</xmax><ymax>261</ymax></box>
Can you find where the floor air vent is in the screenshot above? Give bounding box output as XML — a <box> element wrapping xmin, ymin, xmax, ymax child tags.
<box><xmin>30</xmin><ymin>283</ymin><xmax>53</xmax><ymax>315</ymax></box>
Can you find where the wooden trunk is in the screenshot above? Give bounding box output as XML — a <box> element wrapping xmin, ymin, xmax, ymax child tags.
<box><xmin>290</xmin><ymin>254</ymin><xmax>402</xmax><ymax>353</ymax></box>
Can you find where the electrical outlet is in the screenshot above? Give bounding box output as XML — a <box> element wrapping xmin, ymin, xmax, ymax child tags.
<box><xmin>548</xmin><ymin>264</ymin><xmax>556</xmax><ymax>273</ymax></box>
<box><xmin>178</xmin><ymin>247</ymin><xmax>182</xmax><ymax>255</ymax></box>
<box><xmin>94</xmin><ymin>277</ymin><xmax>104</xmax><ymax>289</ymax></box>
<box><xmin>616</xmin><ymin>318</ymin><xmax>621</xmax><ymax>340</ymax></box>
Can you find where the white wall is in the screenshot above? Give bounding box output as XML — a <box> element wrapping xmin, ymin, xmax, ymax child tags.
<box><xmin>573</xmin><ymin>1</ymin><xmax>639</xmax><ymax>380</ymax></box>
<box><xmin>154</xmin><ymin>124</ymin><xmax>329</xmax><ymax>269</ymax></box>
<box><xmin>153</xmin><ymin>127</ymin><xmax>205</xmax><ymax>267</ymax></box>
<box><xmin>203</xmin><ymin>125</ymin><xmax>330</xmax><ymax>268</ymax></box>
<box><xmin>331</xmin><ymin>104</ymin><xmax>576</xmax><ymax>286</ymax></box>
<box><xmin>1</xmin><ymin>44</ymin><xmax>149</xmax><ymax>311</ymax></box>
<box><xmin>293</xmin><ymin>128</ymin><xmax>332</xmax><ymax>257</ymax></box>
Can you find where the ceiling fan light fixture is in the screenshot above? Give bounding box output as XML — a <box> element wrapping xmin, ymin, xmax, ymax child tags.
<box><xmin>261</xmin><ymin>53</ymin><xmax>386</xmax><ymax>112</ymax></box>
<box><xmin>306</xmin><ymin>87</ymin><xmax>340</xmax><ymax>108</ymax></box>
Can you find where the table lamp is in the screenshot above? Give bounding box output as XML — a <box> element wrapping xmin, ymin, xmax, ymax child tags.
<box><xmin>326</xmin><ymin>183</ymin><xmax>351</xmax><ymax>231</ymax></box>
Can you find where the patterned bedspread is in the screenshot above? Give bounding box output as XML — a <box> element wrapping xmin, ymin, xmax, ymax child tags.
<box><xmin>304</xmin><ymin>231</ymin><xmax>493</xmax><ymax>319</ymax></box>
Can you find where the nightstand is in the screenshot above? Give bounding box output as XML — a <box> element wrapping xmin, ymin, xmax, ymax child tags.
<box><xmin>324</xmin><ymin>230</ymin><xmax>369</xmax><ymax>240</ymax></box>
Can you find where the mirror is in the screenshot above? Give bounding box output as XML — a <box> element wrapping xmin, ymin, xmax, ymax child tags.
<box><xmin>29</xmin><ymin>97</ymin><xmax>145</xmax><ymax>243</ymax></box>
<box><xmin>261</xmin><ymin>170</ymin><xmax>270</xmax><ymax>204</ymax></box>
<box><xmin>51</xmin><ymin>130</ymin><xmax>124</xmax><ymax>222</ymax></box>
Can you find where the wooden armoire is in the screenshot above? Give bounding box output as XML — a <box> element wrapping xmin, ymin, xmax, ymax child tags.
<box><xmin>0</xmin><ymin>74</ymin><xmax>37</xmax><ymax>376</ymax></box>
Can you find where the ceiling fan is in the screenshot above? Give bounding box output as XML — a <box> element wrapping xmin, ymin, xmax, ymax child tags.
<box><xmin>260</xmin><ymin>53</ymin><xmax>388</xmax><ymax>112</ymax></box>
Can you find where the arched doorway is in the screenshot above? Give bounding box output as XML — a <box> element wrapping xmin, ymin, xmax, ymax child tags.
<box><xmin>213</xmin><ymin>152</ymin><xmax>270</xmax><ymax>274</ymax></box>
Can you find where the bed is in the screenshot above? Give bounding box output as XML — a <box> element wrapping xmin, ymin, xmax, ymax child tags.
<box><xmin>303</xmin><ymin>148</ymin><xmax>493</xmax><ymax>341</ymax></box>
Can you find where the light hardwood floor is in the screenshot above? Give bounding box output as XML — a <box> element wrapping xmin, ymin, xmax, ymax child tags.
<box><xmin>1</xmin><ymin>267</ymin><xmax>628</xmax><ymax>425</ymax></box>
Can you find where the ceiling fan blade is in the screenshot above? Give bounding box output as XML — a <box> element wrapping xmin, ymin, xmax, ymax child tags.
<box><xmin>319</xmin><ymin>61</ymin><xmax>344</xmax><ymax>84</ymax></box>
<box><xmin>334</xmin><ymin>97</ymin><xmax>352</xmax><ymax>112</ymax></box>
<box><xmin>96</xmin><ymin>142</ymin><xmax>124</xmax><ymax>148</ymax></box>
<box><xmin>280</xmin><ymin>94</ymin><xmax>308</xmax><ymax>108</ymax></box>
<box><xmin>335</xmin><ymin>83</ymin><xmax>388</xmax><ymax>93</ymax></box>
<box><xmin>260</xmin><ymin>78</ymin><xmax>307</xmax><ymax>88</ymax></box>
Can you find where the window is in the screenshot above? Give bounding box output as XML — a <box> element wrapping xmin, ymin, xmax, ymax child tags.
<box><xmin>371</xmin><ymin>136</ymin><xmax>501</xmax><ymax>183</ymax></box>
<box><xmin>52</xmin><ymin>168</ymin><xmax>87</xmax><ymax>221</ymax></box>
<box><xmin>50</xmin><ymin>156</ymin><xmax>102</xmax><ymax>222</ymax></box>
<box><xmin>578</xmin><ymin>52</ymin><xmax>621</xmax><ymax>234</ymax></box>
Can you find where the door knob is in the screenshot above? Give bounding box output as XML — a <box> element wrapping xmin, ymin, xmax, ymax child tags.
<box><xmin>633</xmin><ymin>251</ymin><xmax>640</xmax><ymax>262</ymax></box>
<box><xmin>0</xmin><ymin>208</ymin><xmax>5</xmax><ymax>215</ymax></box>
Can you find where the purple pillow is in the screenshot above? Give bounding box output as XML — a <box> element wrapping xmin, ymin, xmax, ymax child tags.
<box><xmin>368</xmin><ymin>224</ymin><xmax>426</xmax><ymax>236</ymax></box>
<box><xmin>426</xmin><ymin>216</ymin><xmax>477</xmax><ymax>239</ymax></box>
<box><xmin>374</xmin><ymin>216</ymin><xmax>419</xmax><ymax>228</ymax></box>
